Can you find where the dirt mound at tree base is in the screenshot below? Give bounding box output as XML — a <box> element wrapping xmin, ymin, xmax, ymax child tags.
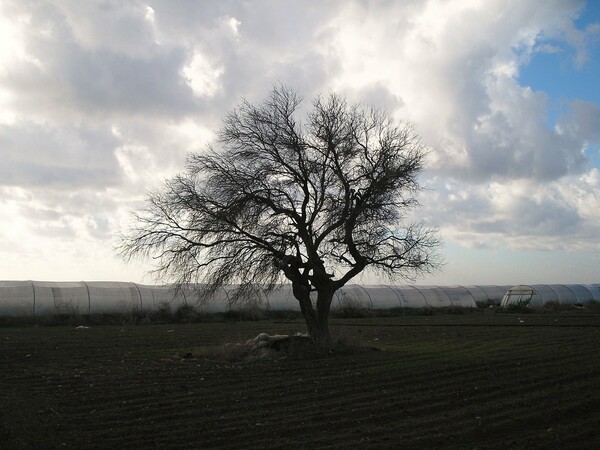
<box><xmin>203</xmin><ymin>332</ymin><xmax>380</xmax><ymax>361</ymax></box>
<box><xmin>242</xmin><ymin>332</ymin><xmax>380</xmax><ymax>360</ymax></box>
<box><xmin>251</xmin><ymin>333</ymin><xmax>329</xmax><ymax>359</ymax></box>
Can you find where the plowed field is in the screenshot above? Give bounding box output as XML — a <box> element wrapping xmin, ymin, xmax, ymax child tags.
<box><xmin>2</xmin><ymin>314</ymin><xmax>600</xmax><ymax>449</ymax></box>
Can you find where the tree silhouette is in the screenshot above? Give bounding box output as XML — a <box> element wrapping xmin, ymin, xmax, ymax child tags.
<box><xmin>121</xmin><ymin>86</ymin><xmax>441</xmax><ymax>345</ymax></box>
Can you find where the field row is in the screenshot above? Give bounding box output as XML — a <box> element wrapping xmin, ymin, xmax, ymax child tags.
<box><xmin>1</xmin><ymin>316</ymin><xmax>600</xmax><ymax>448</ymax></box>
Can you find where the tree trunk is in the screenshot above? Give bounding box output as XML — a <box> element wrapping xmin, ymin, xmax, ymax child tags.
<box><xmin>310</xmin><ymin>312</ymin><xmax>332</xmax><ymax>347</ymax></box>
<box><xmin>293</xmin><ymin>282</ymin><xmax>334</xmax><ymax>347</ymax></box>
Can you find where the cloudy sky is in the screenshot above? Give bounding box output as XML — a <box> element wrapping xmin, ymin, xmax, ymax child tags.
<box><xmin>0</xmin><ymin>0</ymin><xmax>599</xmax><ymax>286</ymax></box>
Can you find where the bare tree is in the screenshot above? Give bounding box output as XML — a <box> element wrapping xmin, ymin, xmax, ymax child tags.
<box><xmin>121</xmin><ymin>87</ymin><xmax>441</xmax><ymax>345</ymax></box>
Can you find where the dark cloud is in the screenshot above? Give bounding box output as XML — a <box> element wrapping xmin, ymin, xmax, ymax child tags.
<box><xmin>351</xmin><ymin>83</ymin><xmax>405</xmax><ymax>112</ymax></box>
<box><xmin>57</xmin><ymin>46</ymin><xmax>197</xmax><ymax>117</ymax></box>
<box><xmin>1</xmin><ymin>0</ymin><xmax>198</xmax><ymax>119</ymax></box>
<box><xmin>418</xmin><ymin>173</ymin><xmax>596</xmax><ymax>252</ymax></box>
<box><xmin>566</xmin><ymin>100</ymin><xmax>600</xmax><ymax>143</ymax></box>
<box><xmin>465</xmin><ymin>110</ymin><xmax>587</xmax><ymax>181</ymax></box>
<box><xmin>429</xmin><ymin>82</ymin><xmax>591</xmax><ymax>183</ymax></box>
<box><xmin>471</xmin><ymin>196</ymin><xmax>582</xmax><ymax>237</ymax></box>
<box><xmin>0</xmin><ymin>122</ymin><xmax>122</xmax><ymax>188</ymax></box>
<box><xmin>18</xmin><ymin>188</ymin><xmax>124</xmax><ymax>217</ymax></box>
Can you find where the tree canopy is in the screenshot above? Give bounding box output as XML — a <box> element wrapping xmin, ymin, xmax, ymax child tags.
<box><xmin>121</xmin><ymin>86</ymin><xmax>441</xmax><ymax>344</ymax></box>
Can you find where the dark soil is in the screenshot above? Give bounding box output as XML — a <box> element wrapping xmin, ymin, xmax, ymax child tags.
<box><xmin>1</xmin><ymin>315</ymin><xmax>600</xmax><ymax>449</ymax></box>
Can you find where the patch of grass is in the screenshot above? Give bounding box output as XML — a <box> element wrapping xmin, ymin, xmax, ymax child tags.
<box><xmin>221</xmin><ymin>305</ymin><xmax>266</xmax><ymax>321</ymax></box>
<box><xmin>541</xmin><ymin>300</ymin><xmax>600</xmax><ymax>314</ymax></box>
<box><xmin>586</xmin><ymin>300</ymin><xmax>600</xmax><ymax>312</ymax></box>
<box><xmin>151</xmin><ymin>302</ymin><xmax>173</xmax><ymax>322</ymax></box>
<box><xmin>173</xmin><ymin>303</ymin><xmax>199</xmax><ymax>322</ymax></box>
<box><xmin>331</xmin><ymin>298</ymin><xmax>373</xmax><ymax>318</ymax></box>
<box><xmin>368</xmin><ymin>305</ymin><xmax>484</xmax><ymax>317</ymax></box>
<box><xmin>503</xmin><ymin>298</ymin><xmax>533</xmax><ymax>313</ymax></box>
<box><xmin>263</xmin><ymin>309</ymin><xmax>303</xmax><ymax>321</ymax></box>
<box><xmin>476</xmin><ymin>300</ymin><xmax>499</xmax><ymax>308</ymax></box>
<box><xmin>2</xmin><ymin>300</ymin><xmax>599</xmax><ymax>328</ymax></box>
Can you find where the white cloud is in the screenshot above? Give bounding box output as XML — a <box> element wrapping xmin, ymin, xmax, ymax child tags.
<box><xmin>420</xmin><ymin>168</ymin><xmax>600</xmax><ymax>252</ymax></box>
<box><xmin>328</xmin><ymin>0</ymin><xmax>595</xmax><ymax>183</ymax></box>
<box><xmin>183</xmin><ymin>51</ymin><xmax>224</xmax><ymax>98</ymax></box>
<box><xmin>0</xmin><ymin>0</ymin><xmax>598</xmax><ymax>282</ymax></box>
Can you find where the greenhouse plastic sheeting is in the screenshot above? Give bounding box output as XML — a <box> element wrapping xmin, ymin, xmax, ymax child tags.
<box><xmin>86</xmin><ymin>282</ymin><xmax>142</xmax><ymax>314</ymax></box>
<box><xmin>583</xmin><ymin>285</ymin><xmax>600</xmax><ymax>302</ymax></box>
<box><xmin>465</xmin><ymin>285</ymin><xmax>513</xmax><ymax>305</ymax></box>
<box><xmin>265</xmin><ymin>285</ymin><xmax>298</xmax><ymax>311</ymax></box>
<box><xmin>31</xmin><ymin>281</ymin><xmax>90</xmax><ymax>315</ymax></box>
<box><xmin>438</xmin><ymin>286</ymin><xmax>476</xmax><ymax>307</ymax></box>
<box><xmin>334</xmin><ymin>285</ymin><xmax>374</xmax><ymax>309</ymax></box>
<box><xmin>3</xmin><ymin>281</ymin><xmax>593</xmax><ymax>316</ymax></box>
<box><xmin>0</xmin><ymin>281</ymin><xmax>36</xmax><ymax>316</ymax></box>
<box><xmin>394</xmin><ymin>286</ymin><xmax>429</xmax><ymax>308</ymax></box>
<box><xmin>501</xmin><ymin>284</ymin><xmax>600</xmax><ymax>307</ymax></box>
<box><xmin>564</xmin><ymin>284</ymin><xmax>600</xmax><ymax>303</ymax></box>
<box><xmin>359</xmin><ymin>285</ymin><xmax>401</xmax><ymax>309</ymax></box>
